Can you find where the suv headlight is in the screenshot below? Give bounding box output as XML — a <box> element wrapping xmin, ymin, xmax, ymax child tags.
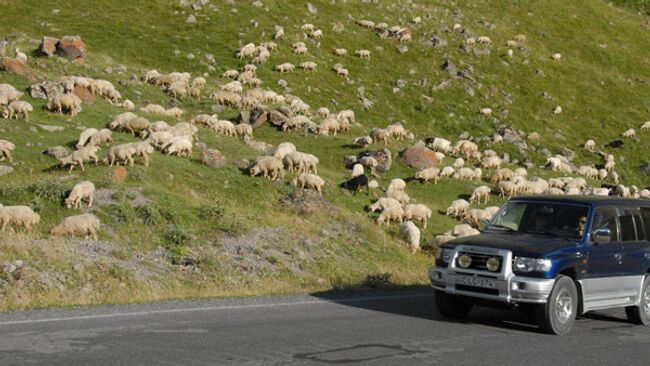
<box><xmin>513</xmin><ymin>257</ymin><xmax>552</xmax><ymax>273</ymax></box>
<box><xmin>436</xmin><ymin>248</ymin><xmax>454</xmax><ymax>264</ymax></box>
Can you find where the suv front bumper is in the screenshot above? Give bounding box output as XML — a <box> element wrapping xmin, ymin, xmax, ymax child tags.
<box><xmin>429</xmin><ymin>246</ymin><xmax>556</xmax><ymax>304</ymax></box>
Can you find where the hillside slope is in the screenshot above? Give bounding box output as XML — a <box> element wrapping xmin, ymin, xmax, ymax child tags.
<box><xmin>0</xmin><ymin>0</ymin><xmax>649</xmax><ymax>310</ymax></box>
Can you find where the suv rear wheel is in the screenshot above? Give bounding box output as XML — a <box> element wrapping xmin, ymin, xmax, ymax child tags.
<box><xmin>434</xmin><ymin>290</ymin><xmax>473</xmax><ymax>320</ymax></box>
<box><xmin>625</xmin><ymin>274</ymin><xmax>650</xmax><ymax>325</ymax></box>
<box><xmin>536</xmin><ymin>275</ymin><xmax>578</xmax><ymax>335</ymax></box>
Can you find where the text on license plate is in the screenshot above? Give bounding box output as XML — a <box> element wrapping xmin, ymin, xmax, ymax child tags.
<box><xmin>456</xmin><ymin>276</ymin><xmax>496</xmax><ymax>289</ymax></box>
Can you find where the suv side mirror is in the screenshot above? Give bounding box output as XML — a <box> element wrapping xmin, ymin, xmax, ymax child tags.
<box><xmin>478</xmin><ymin>218</ymin><xmax>489</xmax><ymax>232</ymax></box>
<box><xmin>591</xmin><ymin>228</ymin><xmax>611</xmax><ymax>243</ymax></box>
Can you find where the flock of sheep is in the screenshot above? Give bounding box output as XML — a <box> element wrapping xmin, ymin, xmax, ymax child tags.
<box><xmin>1</xmin><ymin>12</ymin><xmax>649</xmax><ymax>253</ymax></box>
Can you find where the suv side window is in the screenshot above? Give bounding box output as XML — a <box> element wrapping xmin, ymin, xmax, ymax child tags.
<box><xmin>618</xmin><ymin>207</ymin><xmax>640</xmax><ymax>242</ymax></box>
<box><xmin>641</xmin><ymin>208</ymin><xmax>650</xmax><ymax>241</ymax></box>
<box><xmin>591</xmin><ymin>207</ymin><xmax>619</xmax><ymax>243</ymax></box>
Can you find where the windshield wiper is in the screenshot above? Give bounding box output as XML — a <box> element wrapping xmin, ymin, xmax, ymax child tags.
<box><xmin>487</xmin><ymin>224</ymin><xmax>516</xmax><ymax>232</ymax></box>
<box><xmin>522</xmin><ymin>229</ymin><xmax>562</xmax><ymax>237</ymax></box>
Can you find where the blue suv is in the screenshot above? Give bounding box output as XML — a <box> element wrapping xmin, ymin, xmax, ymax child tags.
<box><xmin>429</xmin><ymin>196</ymin><xmax>650</xmax><ymax>335</ymax></box>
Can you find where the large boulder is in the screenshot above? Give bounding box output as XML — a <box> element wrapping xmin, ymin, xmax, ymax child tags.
<box><xmin>640</xmin><ymin>161</ymin><xmax>650</xmax><ymax>176</ymax></box>
<box><xmin>268</xmin><ymin>109</ymin><xmax>289</xmax><ymax>127</ymax></box>
<box><xmin>399</xmin><ymin>146</ymin><xmax>437</xmax><ymax>169</ymax></box>
<box><xmin>236</xmin><ymin>111</ymin><xmax>251</xmax><ymax>125</ymax></box>
<box><xmin>201</xmin><ymin>149</ymin><xmax>227</xmax><ymax>168</ymax></box>
<box><xmin>1</xmin><ymin>59</ymin><xmax>30</xmax><ymax>75</ymax></box>
<box><xmin>250</xmin><ymin>107</ymin><xmax>267</xmax><ymax>128</ymax></box>
<box><xmin>29</xmin><ymin>81</ymin><xmax>65</xmax><ymax>100</ymax></box>
<box><xmin>56</xmin><ymin>35</ymin><xmax>86</xmax><ymax>63</ymax></box>
<box><xmin>37</xmin><ymin>36</ymin><xmax>59</xmax><ymax>57</ymax></box>
<box><xmin>73</xmin><ymin>85</ymin><xmax>94</xmax><ymax>103</ymax></box>
<box><xmin>43</xmin><ymin>146</ymin><xmax>70</xmax><ymax>160</ymax></box>
<box><xmin>360</xmin><ymin>149</ymin><xmax>392</xmax><ymax>172</ymax></box>
<box><xmin>280</xmin><ymin>189</ymin><xmax>334</xmax><ymax>215</ymax></box>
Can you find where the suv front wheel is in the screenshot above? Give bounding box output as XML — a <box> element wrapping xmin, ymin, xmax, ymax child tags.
<box><xmin>536</xmin><ymin>275</ymin><xmax>578</xmax><ymax>335</ymax></box>
<box><xmin>434</xmin><ymin>290</ymin><xmax>474</xmax><ymax>320</ymax></box>
<box><xmin>625</xmin><ymin>274</ymin><xmax>650</xmax><ymax>325</ymax></box>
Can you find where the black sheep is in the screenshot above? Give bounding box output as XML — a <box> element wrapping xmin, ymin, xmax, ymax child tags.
<box><xmin>605</xmin><ymin>139</ymin><xmax>624</xmax><ymax>148</ymax></box>
<box><xmin>341</xmin><ymin>175</ymin><xmax>369</xmax><ymax>195</ymax></box>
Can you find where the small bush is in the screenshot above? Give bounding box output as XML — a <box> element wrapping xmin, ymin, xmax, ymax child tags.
<box><xmin>197</xmin><ymin>202</ymin><xmax>224</xmax><ymax>221</ymax></box>
<box><xmin>162</xmin><ymin>226</ymin><xmax>191</xmax><ymax>260</ymax></box>
<box><xmin>137</xmin><ymin>204</ymin><xmax>163</xmax><ymax>226</ymax></box>
<box><xmin>28</xmin><ymin>179</ymin><xmax>68</xmax><ymax>202</ymax></box>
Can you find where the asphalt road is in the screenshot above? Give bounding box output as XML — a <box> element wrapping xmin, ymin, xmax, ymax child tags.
<box><xmin>0</xmin><ymin>287</ymin><xmax>649</xmax><ymax>365</ymax></box>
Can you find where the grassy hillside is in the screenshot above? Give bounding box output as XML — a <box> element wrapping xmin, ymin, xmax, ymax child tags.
<box><xmin>1</xmin><ymin>0</ymin><xmax>649</xmax><ymax>310</ymax></box>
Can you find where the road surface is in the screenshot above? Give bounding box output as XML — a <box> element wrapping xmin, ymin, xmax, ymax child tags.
<box><xmin>0</xmin><ymin>287</ymin><xmax>648</xmax><ymax>365</ymax></box>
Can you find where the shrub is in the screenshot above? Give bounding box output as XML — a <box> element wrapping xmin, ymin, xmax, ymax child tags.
<box><xmin>137</xmin><ymin>204</ymin><xmax>163</xmax><ymax>226</ymax></box>
<box><xmin>197</xmin><ymin>202</ymin><xmax>224</xmax><ymax>221</ymax></box>
<box><xmin>162</xmin><ymin>226</ymin><xmax>191</xmax><ymax>260</ymax></box>
<box><xmin>28</xmin><ymin>179</ymin><xmax>68</xmax><ymax>202</ymax></box>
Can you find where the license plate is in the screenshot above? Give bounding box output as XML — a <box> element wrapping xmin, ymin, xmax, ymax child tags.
<box><xmin>456</xmin><ymin>276</ymin><xmax>496</xmax><ymax>289</ymax></box>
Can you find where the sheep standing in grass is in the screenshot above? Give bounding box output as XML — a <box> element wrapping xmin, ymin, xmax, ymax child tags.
<box><xmin>250</xmin><ymin>156</ymin><xmax>283</xmax><ymax>180</ymax></box>
<box><xmin>584</xmin><ymin>139</ymin><xmax>595</xmax><ymax>151</ymax></box>
<box><xmin>47</xmin><ymin>93</ymin><xmax>82</xmax><ymax>116</ymax></box>
<box><xmin>415</xmin><ymin>167</ymin><xmax>440</xmax><ymax>184</ymax></box>
<box><xmin>403</xmin><ymin>204</ymin><xmax>432</xmax><ymax>229</ymax></box>
<box><xmin>387</xmin><ymin>179</ymin><xmax>406</xmax><ymax>192</ymax></box>
<box><xmin>552</xmin><ymin>53</ymin><xmax>562</xmax><ymax>61</ymax></box>
<box><xmin>0</xmin><ymin>205</ymin><xmax>40</xmax><ymax>233</ymax></box>
<box><xmin>0</xmin><ymin>139</ymin><xmax>16</xmax><ymax>163</ymax></box>
<box><xmin>107</xmin><ymin>144</ymin><xmax>137</xmax><ymax>166</ymax></box>
<box><xmin>446</xmin><ymin>199</ymin><xmax>470</xmax><ymax>218</ymax></box>
<box><xmin>369</xmin><ymin>197</ymin><xmax>400</xmax><ymax>213</ymax></box>
<box><xmin>400</xmin><ymin>221</ymin><xmax>421</xmax><ymax>253</ymax></box>
<box><xmin>622</xmin><ymin>128</ymin><xmax>636</xmax><ymax>138</ymax></box>
<box><xmin>234</xmin><ymin>123</ymin><xmax>253</xmax><ymax>137</ymax></box>
<box><xmin>292</xmin><ymin>173</ymin><xmax>325</xmax><ymax>195</ymax></box>
<box><xmin>65</xmin><ymin>181</ymin><xmax>95</xmax><ymax>209</ymax></box>
<box><xmin>129</xmin><ymin>141</ymin><xmax>155</xmax><ymax>167</ymax></box>
<box><xmin>377</xmin><ymin>205</ymin><xmax>404</xmax><ymax>226</ymax></box>
<box><xmin>333</xmin><ymin>48</ymin><xmax>347</xmax><ymax>56</ymax></box>
<box><xmin>88</xmin><ymin>129</ymin><xmax>113</xmax><ymax>147</ymax></box>
<box><xmin>163</xmin><ymin>137</ymin><xmax>193</xmax><ymax>157</ymax></box>
<box><xmin>4</xmin><ymin>100</ymin><xmax>33</xmax><ymax>121</ymax></box>
<box><xmin>385</xmin><ymin>189</ymin><xmax>409</xmax><ymax>204</ymax></box>
<box><xmin>470</xmin><ymin>185</ymin><xmax>492</xmax><ymax>204</ymax></box>
<box><xmin>273</xmin><ymin>142</ymin><xmax>296</xmax><ymax>160</ymax></box>
<box><xmin>355</xmin><ymin>49</ymin><xmax>371</xmax><ymax>59</ymax></box>
<box><xmin>59</xmin><ymin>145</ymin><xmax>100</xmax><ymax>172</ymax></box>
<box><xmin>641</xmin><ymin>121</ymin><xmax>650</xmax><ymax>130</ymax></box>
<box><xmin>275</xmin><ymin>63</ymin><xmax>295</xmax><ymax>73</ymax></box>
<box><xmin>351</xmin><ymin>163</ymin><xmax>364</xmax><ymax>178</ymax></box>
<box><xmin>76</xmin><ymin>128</ymin><xmax>99</xmax><ymax>149</ymax></box>
<box><xmin>299</xmin><ymin>61</ymin><xmax>317</xmax><ymax>72</ymax></box>
<box><xmin>50</xmin><ymin>214</ymin><xmax>101</xmax><ymax>240</ymax></box>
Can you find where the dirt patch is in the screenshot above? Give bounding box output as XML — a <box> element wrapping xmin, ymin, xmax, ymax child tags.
<box><xmin>279</xmin><ymin>189</ymin><xmax>336</xmax><ymax>215</ymax></box>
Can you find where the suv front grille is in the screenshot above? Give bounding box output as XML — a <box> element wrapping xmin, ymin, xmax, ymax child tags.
<box><xmin>455</xmin><ymin>252</ymin><xmax>503</xmax><ymax>272</ymax></box>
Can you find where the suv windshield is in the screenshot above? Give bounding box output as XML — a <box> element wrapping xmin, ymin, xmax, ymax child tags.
<box><xmin>488</xmin><ymin>201</ymin><xmax>590</xmax><ymax>239</ymax></box>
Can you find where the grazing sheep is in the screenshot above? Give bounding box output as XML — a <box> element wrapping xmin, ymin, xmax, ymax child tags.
<box><xmin>234</xmin><ymin>123</ymin><xmax>253</xmax><ymax>137</ymax></box>
<box><xmin>0</xmin><ymin>205</ymin><xmax>40</xmax><ymax>233</ymax></box>
<box><xmin>439</xmin><ymin>166</ymin><xmax>456</xmax><ymax>179</ymax></box>
<box><xmin>427</xmin><ymin>137</ymin><xmax>451</xmax><ymax>153</ymax></box>
<box><xmin>59</xmin><ymin>145</ymin><xmax>100</xmax><ymax>172</ymax></box>
<box><xmin>415</xmin><ymin>167</ymin><xmax>440</xmax><ymax>184</ymax></box>
<box><xmin>479</xmin><ymin>108</ymin><xmax>492</xmax><ymax>116</ymax></box>
<box><xmin>292</xmin><ymin>173</ymin><xmax>325</xmax><ymax>195</ymax></box>
<box><xmin>0</xmin><ymin>139</ymin><xmax>16</xmax><ymax>163</ymax></box>
<box><xmin>65</xmin><ymin>181</ymin><xmax>95</xmax><ymax>209</ymax></box>
<box><xmin>341</xmin><ymin>175</ymin><xmax>369</xmax><ymax>195</ymax></box>
<box><xmin>128</xmin><ymin>141</ymin><xmax>155</xmax><ymax>167</ymax></box>
<box><xmin>477</xmin><ymin>36</ymin><xmax>491</xmax><ymax>45</ymax></box>
<box><xmin>385</xmin><ymin>189</ymin><xmax>409</xmax><ymax>204</ymax></box>
<box><xmin>316</xmin><ymin>107</ymin><xmax>330</xmax><ymax>118</ymax></box>
<box><xmin>481</xmin><ymin>156</ymin><xmax>502</xmax><ymax>170</ymax></box>
<box><xmin>641</xmin><ymin>121</ymin><xmax>650</xmax><ymax>130</ymax></box>
<box><xmin>299</xmin><ymin>61</ymin><xmax>317</xmax><ymax>72</ymax></box>
<box><xmin>123</xmin><ymin>117</ymin><xmax>150</xmax><ymax>137</ymax></box>
<box><xmin>355</xmin><ymin>49</ymin><xmax>371</xmax><ymax>59</ymax></box>
<box><xmin>88</xmin><ymin>129</ymin><xmax>113</xmax><ymax>147</ymax></box>
<box><xmin>387</xmin><ymin>179</ymin><xmax>406</xmax><ymax>192</ymax></box>
<box><xmin>275</xmin><ymin>63</ymin><xmax>295</xmax><ymax>73</ymax></box>
<box><xmin>369</xmin><ymin>197</ymin><xmax>401</xmax><ymax>213</ymax></box>
<box><xmin>273</xmin><ymin>142</ymin><xmax>297</xmax><ymax>160</ymax></box>
<box><xmin>377</xmin><ymin>205</ymin><xmax>404</xmax><ymax>226</ymax></box>
<box><xmin>403</xmin><ymin>204</ymin><xmax>432</xmax><ymax>229</ymax></box>
<box><xmin>47</xmin><ymin>93</ymin><xmax>82</xmax><ymax>116</ymax></box>
<box><xmin>356</xmin><ymin>20</ymin><xmax>375</xmax><ymax>28</ymax></box>
<box><xmin>584</xmin><ymin>139</ymin><xmax>596</xmax><ymax>151</ymax></box>
<box><xmin>453</xmin><ymin>23</ymin><xmax>462</xmax><ymax>32</ymax></box>
<box><xmin>107</xmin><ymin>144</ymin><xmax>137</xmax><ymax>166</ymax></box>
<box><xmin>400</xmin><ymin>221</ymin><xmax>421</xmax><ymax>252</ymax></box>
<box><xmin>470</xmin><ymin>186</ymin><xmax>492</xmax><ymax>204</ymax></box>
<box><xmin>359</xmin><ymin>156</ymin><xmax>379</xmax><ymax>177</ymax></box>
<box><xmin>552</xmin><ymin>53</ymin><xmax>562</xmax><ymax>61</ymax></box>
<box><xmin>122</xmin><ymin>99</ymin><xmax>135</xmax><ymax>111</ymax></box>
<box><xmin>250</xmin><ymin>156</ymin><xmax>283</xmax><ymax>180</ymax></box>
<box><xmin>453</xmin><ymin>224</ymin><xmax>480</xmax><ymax>238</ymax></box>
<box><xmin>163</xmin><ymin>137</ymin><xmax>193</xmax><ymax>158</ymax></box>
<box><xmin>553</xmin><ymin>106</ymin><xmax>563</xmax><ymax>115</ymax></box>
<box><xmin>274</xmin><ymin>26</ymin><xmax>285</xmax><ymax>40</ymax></box>
<box><xmin>50</xmin><ymin>214</ymin><xmax>100</xmax><ymax>240</ymax></box>
<box><xmin>622</xmin><ymin>128</ymin><xmax>636</xmax><ymax>138</ymax></box>
<box><xmin>335</xmin><ymin>68</ymin><xmax>349</xmax><ymax>78</ymax></box>
<box><xmin>370</xmin><ymin>128</ymin><xmax>390</xmax><ymax>145</ymax></box>
<box><xmin>75</xmin><ymin>128</ymin><xmax>98</xmax><ymax>149</ymax></box>
<box><xmin>446</xmin><ymin>199</ymin><xmax>470</xmax><ymax>218</ymax></box>
<box><xmin>333</xmin><ymin>48</ymin><xmax>348</xmax><ymax>56</ymax></box>
<box><xmin>4</xmin><ymin>100</ymin><xmax>33</xmax><ymax>121</ymax></box>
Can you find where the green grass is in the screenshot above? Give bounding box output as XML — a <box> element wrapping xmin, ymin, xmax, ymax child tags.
<box><xmin>1</xmin><ymin>0</ymin><xmax>649</xmax><ymax>310</ymax></box>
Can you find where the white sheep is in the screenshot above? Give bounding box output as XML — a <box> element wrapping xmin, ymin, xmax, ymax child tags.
<box><xmin>470</xmin><ymin>185</ymin><xmax>492</xmax><ymax>204</ymax></box>
<box><xmin>377</xmin><ymin>205</ymin><xmax>404</xmax><ymax>226</ymax></box>
<box><xmin>553</xmin><ymin>106</ymin><xmax>563</xmax><ymax>115</ymax></box>
<box><xmin>273</xmin><ymin>142</ymin><xmax>296</xmax><ymax>160</ymax></box>
<box><xmin>4</xmin><ymin>100</ymin><xmax>33</xmax><ymax>121</ymax></box>
<box><xmin>234</xmin><ymin>123</ymin><xmax>253</xmax><ymax>137</ymax></box>
<box><xmin>107</xmin><ymin>144</ymin><xmax>137</xmax><ymax>166</ymax></box>
<box><xmin>387</xmin><ymin>179</ymin><xmax>406</xmax><ymax>192</ymax></box>
<box><xmin>0</xmin><ymin>139</ymin><xmax>16</xmax><ymax>163</ymax></box>
<box><xmin>479</xmin><ymin>108</ymin><xmax>492</xmax><ymax>116</ymax></box>
<box><xmin>163</xmin><ymin>137</ymin><xmax>193</xmax><ymax>157</ymax></box>
<box><xmin>403</xmin><ymin>204</ymin><xmax>432</xmax><ymax>229</ymax></box>
<box><xmin>129</xmin><ymin>141</ymin><xmax>155</xmax><ymax>167</ymax></box>
<box><xmin>299</xmin><ymin>61</ymin><xmax>317</xmax><ymax>72</ymax></box>
<box><xmin>0</xmin><ymin>84</ymin><xmax>23</xmax><ymax>106</ymax></box>
<box><xmin>351</xmin><ymin>163</ymin><xmax>364</xmax><ymax>178</ymax></box>
<box><xmin>50</xmin><ymin>214</ymin><xmax>101</xmax><ymax>240</ymax></box>
<box><xmin>400</xmin><ymin>221</ymin><xmax>421</xmax><ymax>253</ymax></box>
<box><xmin>369</xmin><ymin>197</ymin><xmax>401</xmax><ymax>213</ymax></box>
<box><xmin>122</xmin><ymin>99</ymin><xmax>135</xmax><ymax>111</ymax></box>
<box><xmin>88</xmin><ymin>129</ymin><xmax>113</xmax><ymax>147</ymax></box>
<box><xmin>453</xmin><ymin>224</ymin><xmax>480</xmax><ymax>238</ymax></box>
<box><xmin>446</xmin><ymin>199</ymin><xmax>470</xmax><ymax>218</ymax></box>
<box><xmin>584</xmin><ymin>139</ymin><xmax>595</xmax><ymax>151</ymax></box>
<box><xmin>355</xmin><ymin>49</ymin><xmax>371</xmax><ymax>59</ymax></box>
<box><xmin>0</xmin><ymin>205</ymin><xmax>40</xmax><ymax>233</ymax></box>
<box><xmin>275</xmin><ymin>63</ymin><xmax>295</xmax><ymax>73</ymax></box>
<box><xmin>385</xmin><ymin>189</ymin><xmax>410</xmax><ymax>204</ymax></box>
<box><xmin>47</xmin><ymin>93</ymin><xmax>82</xmax><ymax>116</ymax></box>
<box><xmin>250</xmin><ymin>156</ymin><xmax>283</xmax><ymax>180</ymax></box>
<box><xmin>76</xmin><ymin>128</ymin><xmax>99</xmax><ymax>149</ymax></box>
<box><xmin>59</xmin><ymin>145</ymin><xmax>100</xmax><ymax>172</ymax></box>
<box><xmin>641</xmin><ymin>121</ymin><xmax>650</xmax><ymax>130</ymax></box>
<box><xmin>552</xmin><ymin>53</ymin><xmax>562</xmax><ymax>61</ymax></box>
<box><xmin>415</xmin><ymin>167</ymin><xmax>440</xmax><ymax>184</ymax></box>
<box><xmin>333</xmin><ymin>48</ymin><xmax>348</xmax><ymax>56</ymax></box>
<box><xmin>440</xmin><ymin>166</ymin><xmax>456</xmax><ymax>179</ymax></box>
<box><xmin>65</xmin><ymin>181</ymin><xmax>95</xmax><ymax>209</ymax></box>
<box><xmin>292</xmin><ymin>173</ymin><xmax>325</xmax><ymax>195</ymax></box>
<box><xmin>622</xmin><ymin>128</ymin><xmax>636</xmax><ymax>138</ymax></box>
<box><xmin>477</xmin><ymin>36</ymin><xmax>491</xmax><ymax>45</ymax></box>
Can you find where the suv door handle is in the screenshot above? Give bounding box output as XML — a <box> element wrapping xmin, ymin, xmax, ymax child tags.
<box><xmin>614</xmin><ymin>253</ymin><xmax>622</xmax><ymax>261</ymax></box>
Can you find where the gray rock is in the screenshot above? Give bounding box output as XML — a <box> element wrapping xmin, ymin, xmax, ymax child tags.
<box><xmin>43</xmin><ymin>146</ymin><xmax>70</xmax><ymax>159</ymax></box>
<box><xmin>360</xmin><ymin>149</ymin><xmax>392</xmax><ymax>172</ymax></box>
<box><xmin>498</xmin><ymin>126</ymin><xmax>528</xmax><ymax>150</ymax></box>
<box><xmin>268</xmin><ymin>110</ymin><xmax>289</xmax><ymax>127</ymax></box>
<box><xmin>459</xmin><ymin>44</ymin><xmax>470</xmax><ymax>53</ymax></box>
<box><xmin>0</xmin><ymin>165</ymin><xmax>13</xmax><ymax>176</ymax></box>
<box><xmin>441</xmin><ymin>58</ymin><xmax>457</xmax><ymax>77</ymax></box>
<box><xmin>38</xmin><ymin>124</ymin><xmax>65</xmax><ymax>132</ymax></box>
<box><xmin>201</xmin><ymin>149</ymin><xmax>227</xmax><ymax>168</ymax></box>
<box><xmin>29</xmin><ymin>81</ymin><xmax>64</xmax><ymax>100</ymax></box>
<box><xmin>465</xmin><ymin>85</ymin><xmax>475</xmax><ymax>96</ymax></box>
<box><xmin>277</xmin><ymin>79</ymin><xmax>288</xmax><ymax>88</ymax></box>
<box><xmin>430</xmin><ymin>35</ymin><xmax>447</xmax><ymax>49</ymax></box>
<box><xmin>250</xmin><ymin>107</ymin><xmax>268</xmax><ymax>128</ymax></box>
<box><xmin>360</xmin><ymin>97</ymin><xmax>374</xmax><ymax>110</ymax></box>
<box><xmin>432</xmin><ymin>80</ymin><xmax>452</xmax><ymax>91</ymax></box>
<box><xmin>396</xmin><ymin>45</ymin><xmax>408</xmax><ymax>54</ymax></box>
<box><xmin>237</xmin><ymin>111</ymin><xmax>251</xmax><ymax>125</ymax></box>
<box><xmin>395</xmin><ymin>79</ymin><xmax>406</xmax><ymax>88</ymax></box>
<box><xmin>205</xmin><ymin>53</ymin><xmax>216</xmax><ymax>65</ymax></box>
<box><xmin>472</xmin><ymin>47</ymin><xmax>491</xmax><ymax>56</ymax></box>
<box><xmin>333</xmin><ymin>21</ymin><xmax>344</xmax><ymax>33</ymax></box>
<box><xmin>344</xmin><ymin>155</ymin><xmax>357</xmax><ymax>169</ymax></box>
<box><xmin>211</xmin><ymin>104</ymin><xmax>225</xmax><ymax>113</ymax></box>
<box><xmin>186</xmin><ymin>14</ymin><xmax>197</xmax><ymax>23</ymax></box>
<box><xmin>459</xmin><ymin>131</ymin><xmax>471</xmax><ymax>139</ymax></box>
